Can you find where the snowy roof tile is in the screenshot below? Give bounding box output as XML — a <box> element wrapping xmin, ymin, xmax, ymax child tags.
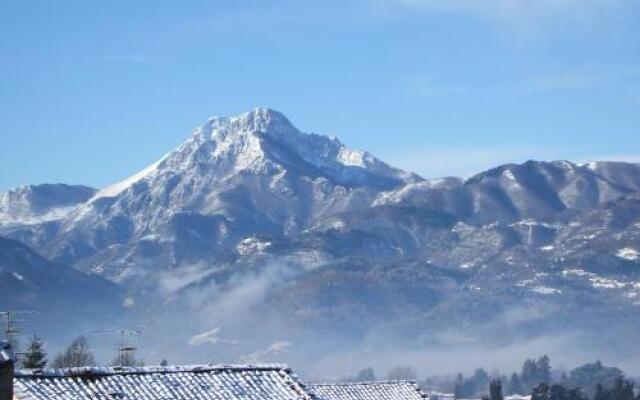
<box><xmin>309</xmin><ymin>381</ymin><xmax>428</xmax><ymax>400</ymax></box>
<box><xmin>14</xmin><ymin>364</ymin><xmax>316</xmax><ymax>400</ymax></box>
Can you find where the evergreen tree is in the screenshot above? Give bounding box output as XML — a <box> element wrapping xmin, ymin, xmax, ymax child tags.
<box><xmin>509</xmin><ymin>373</ymin><xmax>524</xmax><ymax>395</ymax></box>
<box><xmin>472</xmin><ymin>368</ymin><xmax>490</xmax><ymax>395</ymax></box>
<box><xmin>454</xmin><ymin>373</ymin><xmax>465</xmax><ymax>399</ymax></box>
<box><xmin>490</xmin><ymin>380</ymin><xmax>503</xmax><ymax>400</ymax></box>
<box><xmin>570</xmin><ymin>360</ymin><xmax>624</xmax><ymax>398</ymax></box>
<box><xmin>21</xmin><ymin>335</ymin><xmax>47</xmax><ymax>369</ymax></box>
<box><xmin>610</xmin><ymin>377</ymin><xmax>635</xmax><ymax>400</ymax></box>
<box><xmin>594</xmin><ymin>385</ymin><xmax>608</xmax><ymax>400</ymax></box>
<box><xmin>52</xmin><ymin>336</ymin><xmax>96</xmax><ymax>368</ymax></box>
<box><xmin>522</xmin><ymin>359</ymin><xmax>538</xmax><ymax>391</ymax></box>
<box><xmin>159</xmin><ymin>359</ymin><xmax>168</xmax><ymax>367</ymax></box>
<box><xmin>537</xmin><ymin>355</ymin><xmax>551</xmax><ymax>385</ymax></box>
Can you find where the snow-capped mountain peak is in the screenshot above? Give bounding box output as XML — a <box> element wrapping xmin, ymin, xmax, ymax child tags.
<box><xmin>91</xmin><ymin>108</ymin><xmax>416</xmax><ymax>206</ymax></box>
<box><xmin>27</xmin><ymin>109</ymin><xmax>418</xmax><ymax>282</ymax></box>
<box><xmin>205</xmin><ymin>107</ymin><xmax>295</xmax><ymax>137</ymax></box>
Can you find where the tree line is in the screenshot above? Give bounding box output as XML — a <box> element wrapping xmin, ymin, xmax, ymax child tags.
<box><xmin>483</xmin><ymin>376</ymin><xmax>639</xmax><ymax>400</ymax></box>
<box><xmin>452</xmin><ymin>355</ymin><xmax>630</xmax><ymax>399</ymax></box>
<box><xmin>16</xmin><ymin>335</ymin><xmax>145</xmax><ymax>369</ymax></box>
<box><xmin>347</xmin><ymin>355</ymin><xmax>637</xmax><ymax>400</ymax></box>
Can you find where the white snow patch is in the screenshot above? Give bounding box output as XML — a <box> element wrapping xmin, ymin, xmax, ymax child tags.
<box><xmin>337</xmin><ymin>147</ymin><xmax>367</xmax><ymax>167</ymax></box>
<box><xmin>562</xmin><ymin>268</ymin><xmax>594</xmax><ymax>278</ymax></box>
<box><xmin>617</xmin><ymin>248</ymin><xmax>639</xmax><ymax>261</ymax></box>
<box><xmin>92</xmin><ymin>157</ymin><xmax>165</xmax><ymax>200</ymax></box>
<box><xmin>585</xmin><ymin>161</ymin><xmax>599</xmax><ymax>170</ymax></box>
<box><xmin>589</xmin><ymin>276</ymin><xmax>626</xmax><ymax>289</ymax></box>
<box><xmin>563</xmin><ymin>269</ymin><xmax>629</xmax><ymax>290</ymax></box>
<box><xmin>503</xmin><ymin>169</ymin><xmax>516</xmax><ymax>181</ymax></box>
<box><xmin>531</xmin><ymin>286</ymin><xmax>562</xmax><ymax>295</ymax></box>
<box><xmin>372</xmin><ymin>181</ymin><xmax>429</xmax><ymax>206</ymax></box>
<box><xmin>236</xmin><ymin>237</ymin><xmax>272</xmax><ymax>256</ymax></box>
<box><xmin>516</xmin><ymin>279</ymin><xmax>535</xmax><ymax>287</ymax></box>
<box><xmin>328</xmin><ymin>219</ymin><xmax>347</xmax><ymax>230</ymax></box>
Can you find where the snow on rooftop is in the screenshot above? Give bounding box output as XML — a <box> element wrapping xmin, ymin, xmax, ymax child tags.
<box><xmin>308</xmin><ymin>381</ymin><xmax>427</xmax><ymax>400</ymax></box>
<box><xmin>14</xmin><ymin>364</ymin><xmax>315</xmax><ymax>400</ymax></box>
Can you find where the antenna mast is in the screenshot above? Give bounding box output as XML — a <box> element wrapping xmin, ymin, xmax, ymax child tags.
<box><xmin>90</xmin><ymin>329</ymin><xmax>142</xmax><ymax>366</ymax></box>
<box><xmin>0</xmin><ymin>310</ymin><xmax>36</xmax><ymax>361</ymax></box>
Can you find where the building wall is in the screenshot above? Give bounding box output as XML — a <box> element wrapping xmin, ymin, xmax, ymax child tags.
<box><xmin>0</xmin><ymin>361</ymin><xmax>14</xmax><ymax>400</ymax></box>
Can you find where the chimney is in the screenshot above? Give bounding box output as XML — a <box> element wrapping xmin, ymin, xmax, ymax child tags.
<box><xmin>0</xmin><ymin>341</ymin><xmax>14</xmax><ymax>400</ymax></box>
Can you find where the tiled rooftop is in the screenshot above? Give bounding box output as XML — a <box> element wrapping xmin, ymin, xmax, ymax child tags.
<box><xmin>14</xmin><ymin>364</ymin><xmax>315</xmax><ymax>400</ymax></box>
<box><xmin>308</xmin><ymin>381</ymin><xmax>428</xmax><ymax>400</ymax></box>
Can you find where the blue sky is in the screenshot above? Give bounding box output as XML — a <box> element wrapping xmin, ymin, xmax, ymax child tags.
<box><xmin>2</xmin><ymin>0</ymin><xmax>640</xmax><ymax>190</ymax></box>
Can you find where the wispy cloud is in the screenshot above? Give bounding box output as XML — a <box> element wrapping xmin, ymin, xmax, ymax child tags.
<box><xmin>188</xmin><ymin>327</ymin><xmax>240</xmax><ymax>347</ymax></box>
<box><xmin>369</xmin><ymin>0</ymin><xmax>629</xmax><ymax>37</ymax></box>
<box><xmin>511</xmin><ymin>70</ymin><xmax>604</xmax><ymax>95</ymax></box>
<box><xmin>510</xmin><ymin>65</ymin><xmax>640</xmax><ymax>95</ymax></box>
<box><xmin>374</xmin><ymin>0</ymin><xmax>625</xmax><ymax>21</ymax></box>
<box><xmin>402</xmin><ymin>65</ymin><xmax>640</xmax><ymax>99</ymax></box>
<box><xmin>239</xmin><ymin>341</ymin><xmax>292</xmax><ymax>363</ymax></box>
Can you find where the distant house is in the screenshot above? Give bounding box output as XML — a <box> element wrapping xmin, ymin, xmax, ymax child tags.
<box><xmin>308</xmin><ymin>381</ymin><xmax>428</xmax><ymax>400</ymax></box>
<box><xmin>11</xmin><ymin>364</ymin><xmax>316</xmax><ymax>400</ymax></box>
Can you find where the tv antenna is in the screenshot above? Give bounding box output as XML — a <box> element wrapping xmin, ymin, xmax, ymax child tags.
<box><xmin>0</xmin><ymin>310</ymin><xmax>37</xmax><ymax>359</ymax></box>
<box><xmin>90</xmin><ymin>329</ymin><xmax>143</xmax><ymax>366</ymax></box>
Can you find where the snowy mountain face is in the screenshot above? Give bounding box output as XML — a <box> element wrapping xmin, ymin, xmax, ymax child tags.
<box><xmin>2</xmin><ymin>109</ymin><xmax>640</xmax><ymax>370</ymax></box>
<box><xmin>5</xmin><ymin>109</ymin><xmax>417</xmax><ymax>284</ymax></box>
<box><xmin>374</xmin><ymin>160</ymin><xmax>640</xmax><ymax>224</ymax></box>
<box><xmin>0</xmin><ymin>236</ymin><xmax>125</xmax><ymax>347</ymax></box>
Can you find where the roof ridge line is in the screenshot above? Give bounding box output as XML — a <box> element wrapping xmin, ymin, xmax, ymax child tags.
<box><xmin>310</xmin><ymin>380</ymin><xmax>420</xmax><ymax>386</ymax></box>
<box><xmin>15</xmin><ymin>363</ymin><xmax>291</xmax><ymax>378</ymax></box>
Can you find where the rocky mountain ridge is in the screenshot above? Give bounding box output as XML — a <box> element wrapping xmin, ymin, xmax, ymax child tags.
<box><xmin>1</xmin><ymin>109</ymin><xmax>639</xmax><ymax>370</ymax></box>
